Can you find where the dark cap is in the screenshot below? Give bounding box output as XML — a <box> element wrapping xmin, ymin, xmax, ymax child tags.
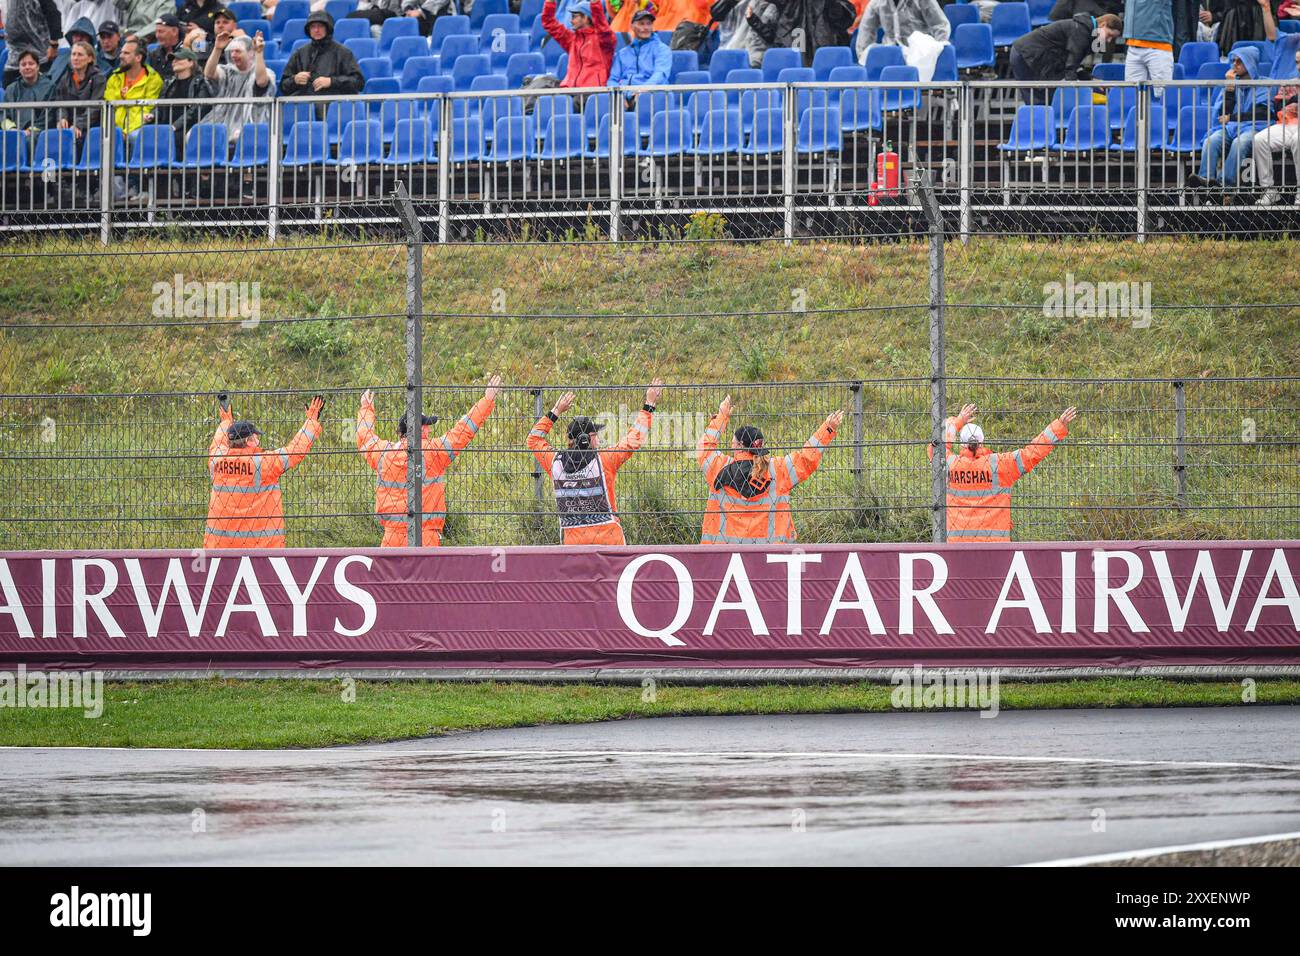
<box><xmin>155</xmin><ymin>13</ymin><xmax>181</xmax><ymax>28</ymax></box>
<box><xmin>631</xmin><ymin>2</ymin><xmax>657</xmax><ymax>22</ymax></box>
<box><xmin>735</xmin><ymin>424</ymin><xmax>764</xmax><ymax>449</ymax></box>
<box><xmin>228</xmin><ymin>420</ymin><xmax>261</xmax><ymax>442</ymax></box>
<box><xmin>98</xmin><ymin>20</ymin><xmax>120</xmax><ymax>34</ymax></box>
<box><xmin>567</xmin><ymin>416</ymin><xmax>605</xmax><ymax>441</ymax></box>
<box><xmin>173</xmin><ymin>46</ymin><xmax>200</xmax><ymax>61</ymax></box>
<box><xmin>213</xmin><ymin>6</ymin><xmax>237</xmax><ymax>20</ymax></box>
<box><xmin>398</xmin><ymin>413</ymin><xmax>438</xmax><ymax>436</ymax></box>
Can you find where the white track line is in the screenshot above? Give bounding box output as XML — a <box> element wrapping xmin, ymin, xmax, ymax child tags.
<box><xmin>6</xmin><ymin>745</ymin><xmax>1300</xmax><ymax>773</ymax></box>
<box><xmin>1023</xmin><ymin>830</ymin><xmax>1300</xmax><ymax>867</ymax></box>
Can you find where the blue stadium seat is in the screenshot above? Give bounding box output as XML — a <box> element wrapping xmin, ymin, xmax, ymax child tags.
<box><xmin>282</xmin><ymin>120</ymin><xmax>328</xmax><ymax>165</ymax></box>
<box><xmin>811</xmin><ymin>45</ymin><xmax>852</xmax><ymax>81</ymax></box>
<box><xmin>431</xmin><ymin>15</ymin><xmax>472</xmax><ymax>55</ymax></box>
<box><xmin>288</xmin><ymin>37</ymin><xmax>309</xmax><ymax>53</ymax></box>
<box><xmin>674</xmin><ymin>69</ymin><xmax>710</xmax><ymax>86</ymax></box>
<box><xmin>325</xmin><ymin>99</ymin><xmax>369</xmax><ymax>145</ymax></box>
<box><xmin>505</xmin><ymin>51</ymin><xmax>545</xmax><ymax>87</ymax></box>
<box><xmin>378</xmin><ymin>98</ymin><xmax>424</xmax><ymax>143</ymax></box>
<box><xmin>536</xmin><ymin>113</ymin><xmax>585</xmax><ymax>159</ymax></box>
<box><xmin>448</xmin><ymin>114</ymin><xmax>485</xmax><ymax>161</ymax></box>
<box><xmin>1106</xmin><ymin>85</ymin><xmax>1136</xmax><ymax>130</ymax></box>
<box><xmin>469</xmin><ymin>0</ymin><xmax>507</xmax><ymax>30</ymax></box>
<box><xmin>379</xmin><ymin>16</ymin><xmax>420</xmax><ymax>56</ymax></box>
<box><xmin>760</xmin><ymin>46</ymin><xmax>801</xmax><ymax>83</ymax></box>
<box><xmin>990</xmin><ymin>2</ymin><xmax>1032</xmax><ymax>46</ymax></box>
<box><xmin>1177</xmin><ymin>41</ymin><xmax>1219</xmax><ymax>80</ymax></box>
<box><xmin>332</xmin><ymin>18</ymin><xmax>368</xmax><ymax>43</ymax></box>
<box><xmin>582</xmin><ymin>93</ymin><xmax>612</xmax><ymax>139</ymax></box>
<box><xmin>22</xmin><ymin>127</ymin><xmax>77</xmax><ymax>171</ymax></box>
<box><xmin>279</xmin><ymin>18</ymin><xmax>307</xmax><ymax>48</ymax></box>
<box><xmin>518</xmin><ymin>0</ymin><xmax>543</xmax><ymax>28</ymax></box>
<box><xmin>724</xmin><ymin>67</ymin><xmax>762</xmax><ymax>106</ymax></box>
<box><xmin>280</xmin><ymin>102</ymin><xmax>318</xmax><ymax>140</ymax></box>
<box><xmin>553</xmin><ymin>51</ymin><xmax>568</xmax><ymax>78</ymax></box>
<box><xmin>226</xmin><ymin>122</ymin><xmax>271</xmax><ymax>167</ymax></box>
<box><xmin>488</xmin><ymin>115</ymin><xmax>534</xmax><ymax>160</ymax></box>
<box><xmin>365</xmin><ymin>76</ymin><xmax>400</xmax><ymax>95</ymax></box>
<box><xmin>691</xmin><ymin>107</ymin><xmax>743</xmax><ymax>155</ymax></box>
<box><xmin>478</xmin><ymin>93</ymin><xmax>523</xmax><ymax>139</ymax></box>
<box><xmin>400</xmin><ymin>55</ymin><xmax>441</xmax><ymax>91</ymax></box>
<box><xmin>837</xmin><ymin>84</ymin><xmax>881</xmax><ymax>132</ymax></box>
<box><xmin>632</xmin><ymin>90</ymin><xmax>679</xmax><ymax>135</ymax></box>
<box><xmin>416</xmin><ymin>74</ymin><xmax>454</xmax><ymax>96</ymax></box>
<box><xmin>1092</xmin><ymin>62</ymin><xmax>1125</xmax><ymax>80</ymax></box>
<box><xmin>670</xmin><ymin>49</ymin><xmax>699</xmax><ymax>81</ymax></box>
<box><xmin>1111</xmin><ymin>104</ymin><xmax>1167</xmax><ymax>151</ymax></box>
<box><xmin>1230</xmin><ymin>39</ymin><xmax>1273</xmax><ymax>64</ymax></box>
<box><xmin>177</xmin><ymin>123</ymin><xmax>229</xmax><ymax>167</ymax></box>
<box><xmin>943</xmin><ymin>3</ymin><xmax>979</xmax><ymax>31</ymax></box>
<box><xmin>862</xmin><ymin>43</ymin><xmax>905</xmax><ymax>81</ymax></box>
<box><xmin>344</xmin><ymin>37</ymin><xmax>378</xmax><ymax>60</ymax></box>
<box><xmin>777</xmin><ymin>66</ymin><xmax>815</xmax><ymax>84</ymax></box>
<box><xmin>1163</xmin><ymin>105</ymin><xmax>1211</xmax><ymax>153</ymax></box>
<box><xmin>382</xmin><ymin>117</ymin><xmax>434</xmax><ymax>163</ymax></box>
<box><xmin>325</xmin><ymin>0</ymin><xmax>358</xmax><ymax>20</ymax></box>
<box><xmin>479</xmin><ymin>14</ymin><xmax>521</xmax><ymax>50</ymax></box>
<box><xmin>879</xmin><ymin>64</ymin><xmax>921</xmax><ymax>112</ymax></box>
<box><xmin>585</xmin><ymin>113</ymin><xmax>639</xmax><ymax>157</ymax></box>
<box><xmin>1051</xmin><ymin>104</ymin><xmax>1109</xmax><ymax>151</ymax></box>
<box><xmin>241</xmin><ymin>18</ymin><xmax>273</xmax><ymax>43</ymax></box>
<box><xmin>439</xmin><ymin>33</ymin><xmax>480</xmax><ymax>73</ymax></box>
<box><xmin>1028</xmin><ymin>0</ymin><xmax>1053</xmax><ymax>26</ymax></box>
<box><xmin>997</xmin><ymin>104</ymin><xmax>1055</xmax><ymax>150</ymax></box>
<box><xmin>330</xmin><ymin>118</ymin><xmax>384</xmax><ymax>164</ymax></box>
<box><xmin>388</xmin><ymin>35</ymin><xmax>429</xmax><ymax>71</ymax></box>
<box><xmin>451</xmin><ymin>53</ymin><xmax>491</xmax><ymax>90</ymax></box>
<box><xmin>1049</xmin><ymin>85</ymin><xmax>1089</xmax><ymax>130</ymax></box>
<box><xmin>532</xmin><ymin>94</ymin><xmax>574</xmax><ymax>141</ymax></box>
<box><xmin>932</xmin><ymin>44</ymin><xmax>958</xmax><ymax>82</ymax></box>
<box><xmin>261</xmin><ymin>38</ymin><xmax>282</xmax><ymax>60</ymax></box>
<box><xmin>741</xmin><ymin>107</ymin><xmax>784</xmax><ymax>155</ymax></box>
<box><xmin>636</xmin><ymin>108</ymin><xmax>691</xmax><ymax>156</ymax></box>
<box><xmin>126</xmin><ymin>125</ymin><xmax>175</xmax><ymax>169</ymax></box>
<box><xmin>272</xmin><ymin>2</ymin><xmax>310</xmax><ymax>38</ymax></box>
<box><xmin>739</xmin><ymin>88</ymin><xmax>783</xmax><ymax>134</ymax></box>
<box><xmin>265</xmin><ymin>57</ymin><xmax>289</xmax><ymax>77</ymax></box>
<box><xmin>953</xmin><ymin>23</ymin><xmax>995</xmax><ymax>69</ymax></box>
<box><xmin>226</xmin><ymin>2</ymin><xmax>263</xmax><ymax>22</ymax></box>
<box><xmin>73</xmin><ymin>126</ymin><xmax>128</xmax><ymax>171</ymax></box>
<box><xmin>358</xmin><ymin>56</ymin><xmax>393</xmax><ymax>82</ymax></box>
<box><xmin>685</xmin><ymin>89</ymin><xmax>729</xmax><ymax>132</ymax></box>
<box><xmin>709</xmin><ymin>48</ymin><xmax>749</xmax><ymax>84</ymax></box>
<box><xmin>489</xmin><ymin>35</ymin><xmax>530</xmax><ymax>74</ymax></box>
<box><xmin>796</xmin><ymin>106</ymin><xmax>842</xmax><ymax>153</ymax></box>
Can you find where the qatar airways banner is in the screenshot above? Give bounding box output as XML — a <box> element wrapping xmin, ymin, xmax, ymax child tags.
<box><xmin>0</xmin><ymin>543</ymin><xmax>1298</xmax><ymax>670</ymax></box>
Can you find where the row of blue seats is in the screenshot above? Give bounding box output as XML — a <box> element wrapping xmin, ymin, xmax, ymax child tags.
<box><xmin>1000</xmin><ymin>102</ymin><xmax>1262</xmax><ymax>153</ymax></box>
<box><xmin>214</xmin><ymin>0</ymin><xmax>534</xmax><ymax>41</ymax></box>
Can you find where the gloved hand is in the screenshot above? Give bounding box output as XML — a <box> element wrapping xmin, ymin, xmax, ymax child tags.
<box><xmin>306</xmin><ymin>395</ymin><xmax>325</xmax><ymax>421</ymax></box>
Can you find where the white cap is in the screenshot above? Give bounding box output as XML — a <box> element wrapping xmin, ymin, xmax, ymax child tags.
<box><xmin>959</xmin><ymin>423</ymin><xmax>984</xmax><ymax>446</ymax></box>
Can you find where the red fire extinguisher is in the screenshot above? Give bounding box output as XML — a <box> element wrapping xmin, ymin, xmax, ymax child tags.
<box><xmin>876</xmin><ymin>142</ymin><xmax>901</xmax><ymax>200</ymax></box>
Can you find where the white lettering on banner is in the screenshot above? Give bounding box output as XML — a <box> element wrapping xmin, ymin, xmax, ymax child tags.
<box><xmin>985</xmin><ymin>551</ymin><xmax>1051</xmax><ymax>633</ymax></box>
<box><xmin>818</xmin><ymin>552</ymin><xmax>886</xmax><ymax>635</ymax></box>
<box><xmin>124</xmin><ymin>557</ymin><xmax>222</xmax><ymax>638</ymax></box>
<box><xmin>704</xmin><ymin>553</ymin><xmax>770</xmax><ymax>636</ymax></box>
<box><xmin>1060</xmin><ymin>551</ymin><xmax>1077</xmax><ymax>633</ymax></box>
<box><xmin>899</xmin><ymin>553</ymin><xmax>954</xmax><ymax>635</ymax></box>
<box><xmin>215</xmin><ymin>557</ymin><xmax>277</xmax><ymax>638</ymax></box>
<box><xmin>1246</xmin><ymin>548</ymin><xmax>1300</xmax><ymax>631</ymax></box>
<box><xmin>333</xmin><ymin>555</ymin><xmax>377</xmax><ymax>637</ymax></box>
<box><xmin>42</xmin><ymin>558</ymin><xmax>56</xmax><ymax>637</ymax></box>
<box><xmin>616</xmin><ymin>553</ymin><xmax>690</xmax><ymax>647</ymax></box>
<box><xmin>766</xmin><ymin>552</ymin><xmax>822</xmax><ymax>635</ymax></box>
<box><xmin>270</xmin><ymin>556</ymin><xmax>328</xmax><ymax>637</ymax></box>
<box><xmin>0</xmin><ymin>559</ymin><xmax>34</xmax><ymax>639</ymax></box>
<box><xmin>1093</xmin><ymin>550</ymin><xmax>1150</xmax><ymax>633</ymax></box>
<box><xmin>72</xmin><ymin>558</ymin><xmax>123</xmax><ymax>639</ymax></box>
<box><xmin>1152</xmin><ymin>549</ymin><xmax>1252</xmax><ymax>632</ymax></box>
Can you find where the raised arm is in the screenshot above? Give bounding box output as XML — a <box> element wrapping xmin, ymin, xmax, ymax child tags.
<box><xmin>605</xmin><ymin>378</ymin><xmax>661</xmax><ymax>470</ymax></box>
<box><xmin>995</xmin><ymin>407</ymin><xmax>1075</xmax><ymax>488</ymax></box>
<box><xmin>528</xmin><ymin>389</ymin><xmax>572</xmax><ymax>472</ymax></box>
<box><xmin>428</xmin><ymin>374</ymin><xmax>501</xmax><ymax>471</ymax></box>
<box><xmin>928</xmin><ymin>403</ymin><xmax>976</xmax><ymax>462</ymax></box>
<box><xmin>781</xmin><ymin>410</ymin><xmax>842</xmax><ymax>489</ymax></box>
<box><xmin>541</xmin><ymin>0</ymin><xmax>575</xmax><ymax>51</ymax></box>
<box><xmin>356</xmin><ymin>389</ymin><xmax>388</xmax><ymax>472</ymax></box>
<box><xmin>208</xmin><ymin>397</ymin><xmax>233</xmax><ymax>474</ymax></box>
<box><xmin>264</xmin><ymin>397</ymin><xmax>325</xmax><ymax>482</ymax></box>
<box><xmin>697</xmin><ymin>394</ymin><xmax>733</xmax><ymax>487</ymax></box>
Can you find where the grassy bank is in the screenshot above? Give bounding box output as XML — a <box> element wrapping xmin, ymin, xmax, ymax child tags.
<box><xmin>3</xmin><ymin>678</ymin><xmax>1297</xmax><ymax>749</ymax></box>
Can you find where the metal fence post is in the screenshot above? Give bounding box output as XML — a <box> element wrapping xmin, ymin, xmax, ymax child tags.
<box><xmin>958</xmin><ymin>83</ymin><xmax>973</xmax><ymax>245</ymax></box>
<box><xmin>268</xmin><ymin>99</ymin><xmax>281</xmax><ymax>241</ymax></box>
<box><xmin>912</xmin><ymin>169</ymin><xmax>946</xmax><ymax>543</ymax></box>
<box><xmin>851</xmin><ymin>381</ymin><xmax>864</xmax><ymax>500</ymax></box>
<box><xmin>394</xmin><ymin>182</ymin><xmax>425</xmax><ymax>543</ymax></box>
<box><xmin>437</xmin><ymin>95</ymin><xmax>451</xmax><ymax>244</ymax></box>
<box><xmin>531</xmin><ymin>388</ymin><xmax>545</xmax><ymax>504</ymax></box>
<box><xmin>1174</xmin><ymin>379</ymin><xmax>1187</xmax><ymax>513</ymax></box>
<box><xmin>98</xmin><ymin>111</ymin><xmax>112</xmax><ymax>245</ymax></box>
<box><xmin>609</xmin><ymin>90</ymin><xmax>623</xmax><ymax>242</ymax></box>
<box><xmin>782</xmin><ymin>82</ymin><xmax>796</xmax><ymax>244</ymax></box>
<box><xmin>1135</xmin><ymin>84</ymin><xmax>1148</xmax><ymax>243</ymax></box>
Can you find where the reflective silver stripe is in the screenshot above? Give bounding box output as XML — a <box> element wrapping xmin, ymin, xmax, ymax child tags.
<box><xmin>528</xmin><ymin>429</ymin><xmax>546</xmax><ymax>439</ymax></box>
<box><xmin>442</xmin><ymin>437</ymin><xmax>457</xmax><ymax>461</ymax></box>
<box><xmin>556</xmin><ymin>485</ymin><xmax>609</xmax><ymax>498</ymax></box>
<box><xmin>461</xmin><ymin>415</ymin><xmax>479</xmax><ymax>435</ymax></box>
<box><xmin>808</xmin><ymin>436</ymin><xmax>825</xmax><ymax>449</ymax></box>
<box><xmin>1042</xmin><ymin>429</ymin><xmax>1061</xmax><ymax>445</ymax></box>
<box><xmin>279</xmin><ymin>452</ymin><xmax>290</xmax><ymax>472</ymax></box>
<box><xmin>298</xmin><ymin>428</ymin><xmax>312</xmax><ymax>438</ymax></box>
<box><xmin>377</xmin><ymin>478</ymin><xmax>404</xmax><ymax>489</ymax></box>
<box><xmin>205</xmin><ymin>525</ymin><xmax>283</xmax><ymax>539</ymax></box>
<box><xmin>423</xmin><ymin>474</ymin><xmax>445</xmax><ymax>486</ymax></box>
<box><xmin>701</xmin><ymin>451</ymin><xmax>721</xmax><ymax>472</ymax></box>
<box><xmin>361</xmin><ymin>435</ymin><xmax>380</xmax><ymax>449</ymax></box>
<box><xmin>708</xmin><ymin>491</ymin><xmax>790</xmax><ymax>509</ymax></box>
<box><xmin>704</xmin><ymin>428</ymin><xmax>720</xmax><ymax>438</ymax></box>
<box><xmin>784</xmin><ymin>454</ymin><xmax>797</xmax><ymax>488</ymax></box>
<box><xmin>945</xmin><ymin>454</ymin><xmax>958</xmax><ymax>469</ymax></box>
<box><xmin>946</xmin><ymin>487</ymin><xmax>1002</xmax><ymax>498</ymax></box>
<box><xmin>1014</xmin><ymin>450</ymin><xmax>1027</xmax><ymax>476</ymax></box>
<box><xmin>701</xmin><ymin>532</ymin><xmax>795</xmax><ymax>545</ymax></box>
<box><xmin>211</xmin><ymin>483</ymin><xmax>279</xmax><ymax>494</ymax></box>
<box><xmin>949</xmin><ymin>528</ymin><xmax>1011</xmax><ymax>538</ymax></box>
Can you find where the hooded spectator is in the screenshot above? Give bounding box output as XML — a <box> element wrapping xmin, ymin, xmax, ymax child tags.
<box><xmin>398</xmin><ymin>0</ymin><xmax>456</xmax><ymax>36</ymax></box>
<box><xmin>157</xmin><ymin>46</ymin><xmax>214</xmax><ymax>152</ymax></box>
<box><xmin>855</xmin><ymin>0</ymin><xmax>949</xmax><ymax>62</ymax></box>
<box><xmin>1188</xmin><ymin>45</ymin><xmax>1275</xmax><ymax>188</ymax></box>
<box><xmin>104</xmin><ymin>34</ymin><xmax>164</xmax><ymax>134</ymax></box>
<box><xmin>541</xmin><ymin>0</ymin><xmax>616</xmax><ymax>88</ymax></box>
<box><xmin>745</xmin><ymin>0</ymin><xmax>859</xmax><ymax>69</ymax></box>
<box><xmin>609</xmin><ymin>2</ymin><xmax>672</xmax><ymax>90</ymax></box>
<box><xmin>178</xmin><ymin>0</ymin><xmax>224</xmax><ymax>42</ymax></box>
<box><xmin>96</xmin><ymin>19</ymin><xmax>124</xmax><ymax>73</ymax></box>
<box><xmin>1011</xmin><ymin>12</ymin><xmax>1122</xmax><ymax>95</ymax></box>
<box><xmin>2</xmin><ymin>49</ymin><xmax>56</xmax><ymax>132</ymax></box>
<box><xmin>204</xmin><ymin>30</ymin><xmax>271</xmax><ymax>144</ymax></box>
<box><xmin>279</xmin><ymin>10</ymin><xmax>365</xmax><ymax>97</ymax></box>
<box><xmin>1215</xmin><ymin>0</ymin><xmax>1279</xmax><ymax>58</ymax></box>
<box><xmin>46</xmin><ymin>15</ymin><xmax>99</xmax><ymax>86</ymax></box>
<box><xmin>54</xmin><ymin>39</ymin><xmax>107</xmax><ymax>137</ymax></box>
<box><xmin>1</xmin><ymin>0</ymin><xmax>63</xmax><ymax>86</ymax></box>
<box><xmin>1252</xmin><ymin>44</ymin><xmax>1300</xmax><ymax>205</ymax></box>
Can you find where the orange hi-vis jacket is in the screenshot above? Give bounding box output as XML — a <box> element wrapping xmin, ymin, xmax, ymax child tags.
<box><xmin>205</xmin><ymin>416</ymin><xmax>322</xmax><ymax>549</ymax></box>
<box><xmin>931</xmin><ymin>415</ymin><xmax>1069</xmax><ymax>543</ymax></box>
<box><xmin>697</xmin><ymin>410</ymin><xmax>837</xmax><ymax>545</ymax></box>
<box><xmin>356</xmin><ymin>396</ymin><xmax>495</xmax><ymax>547</ymax></box>
<box><xmin>527</xmin><ymin>407</ymin><xmax>653</xmax><ymax>545</ymax></box>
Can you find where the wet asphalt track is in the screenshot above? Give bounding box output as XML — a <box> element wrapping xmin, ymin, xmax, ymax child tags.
<box><xmin>3</xmin><ymin>707</ymin><xmax>1299</xmax><ymax>865</ymax></box>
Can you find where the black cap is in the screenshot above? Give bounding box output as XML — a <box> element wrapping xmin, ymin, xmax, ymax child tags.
<box><xmin>735</xmin><ymin>424</ymin><xmax>764</xmax><ymax>449</ymax></box>
<box><xmin>213</xmin><ymin>6</ymin><xmax>236</xmax><ymax>20</ymax></box>
<box><xmin>567</xmin><ymin>416</ymin><xmax>605</xmax><ymax>441</ymax></box>
<box><xmin>98</xmin><ymin>20</ymin><xmax>120</xmax><ymax>35</ymax></box>
<box><xmin>228</xmin><ymin>420</ymin><xmax>261</xmax><ymax>442</ymax></box>
<box><xmin>155</xmin><ymin>13</ymin><xmax>181</xmax><ymax>28</ymax></box>
<box><xmin>398</xmin><ymin>413</ymin><xmax>438</xmax><ymax>436</ymax></box>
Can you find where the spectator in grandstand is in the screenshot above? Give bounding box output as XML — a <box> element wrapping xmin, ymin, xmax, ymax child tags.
<box><xmin>104</xmin><ymin>35</ymin><xmax>163</xmax><ymax>135</ymax></box>
<box><xmin>1186</xmin><ymin>46</ymin><xmax>1273</xmax><ymax>189</ymax></box>
<box><xmin>609</xmin><ymin>2</ymin><xmax>672</xmax><ymax>97</ymax></box>
<box><xmin>355</xmin><ymin>376</ymin><xmax>502</xmax><ymax>547</ymax></box>
<box><xmin>1</xmin><ymin>50</ymin><xmax>55</xmax><ymax>133</ymax></box>
<box><xmin>1049</xmin><ymin>0</ymin><xmax>1123</xmax><ymax>19</ymax></box>
<box><xmin>742</xmin><ymin>0</ymin><xmax>857</xmax><ymax>68</ymax></box>
<box><xmin>1123</xmin><ymin>0</ymin><xmax>1177</xmax><ymax>85</ymax></box>
<box><xmin>54</xmin><ymin>40</ymin><xmax>107</xmax><ymax>138</ymax></box>
<box><xmin>854</xmin><ymin>0</ymin><xmax>949</xmax><ymax>62</ymax></box>
<box><xmin>147</xmin><ymin>13</ymin><xmax>202</xmax><ymax>80</ymax></box>
<box><xmin>279</xmin><ymin>10</ymin><xmax>364</xmax><ymax>97</ymax></box>
<box><xmin>118</xmin><ymin>0</ymin><xmax>182</xmax><ymax>40</ymax></box>
<box><xmin>1252</xmin><ymin>45</ymin><xmax>1300</xmax><ymax>205</ymax></box>
<box><xmin>1214</xmin><ymin>0</ymin><xmax>1278</xmax><ymax>57</ymax></box>
<box><xmin>204</xmin><ymin>395</ymin><xmax>325</xmax><ymax>550</ymax></box>
<box><xmin>696</xmin><ymin>395</ymin><xmax>842</xmax><ymax>545</ymax></box>
<box><xmin>60</xmin><ymin>0</ymin><xmax>123</xmax><ymax>33</ymax></box>
<box><xmin>157</xmin><ymin>46</ymin><xmax>214</xmax><ymax>154</ymax></box>
<box><xmin>178</xmin><ymin>0</ymin><xmax>224</xmax><ymax>43</ymax></box>
<box><xmin>346</xmin><ymin>0</ymin><xmax>403</xmax><ymax>35</ymax></box>
<box><xmin>1010</xmin><ymin>12</ymin><xmax>1122</xmax><ymax>100</ymax></box>
<box><xmin>204</xmin><ymin>31</ymin><xmax>271</xmax><ymax>145</ymax></box>
<box><xmin>47</xmin><ymin>16</ymin><xmax>100</xmax><ymax>86</ymax></box>
<box><xmin>1</xmin><ymin>0</ymin><xmax>62</xmax><ymax>87</ymax></box>
<box><xmin>399</xmin><ymin>0</ymin><xmax>456</xmax><ymax>37</ymax></box>
<box><xmin>931</xmin><ymin>402</ymin><xmax>1075</xmax><ymax>544</ymax></box>
<box><xmin>527</xmin><ymin>379</ymin><xmax>663</xmax><ymax>546</ymax></box>
<box><xmin>608</xmin><ymin>0</ymin><xmax>710</xmax><ymax>33</ymax></box>
<box><xmin>97</xmin><ymin>20</ymin><xmax>123</xmax><ymax>73</ymax></box>
<box><xmin>541</xmin><ymin>0</ymin><xmax>616</xmax><ymax>89</ymax></box>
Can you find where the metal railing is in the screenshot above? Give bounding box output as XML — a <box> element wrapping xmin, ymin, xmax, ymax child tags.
<box><xmin>2</xmin><ymin>78</ymin><xmax>1298</xmax><ymax>243</ymax></box>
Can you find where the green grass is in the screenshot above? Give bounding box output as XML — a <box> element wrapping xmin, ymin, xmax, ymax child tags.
<box><xmin>3</xmin><ymin>678</ymin><xmax>1298</xmax><ymax>749</ymax></box>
